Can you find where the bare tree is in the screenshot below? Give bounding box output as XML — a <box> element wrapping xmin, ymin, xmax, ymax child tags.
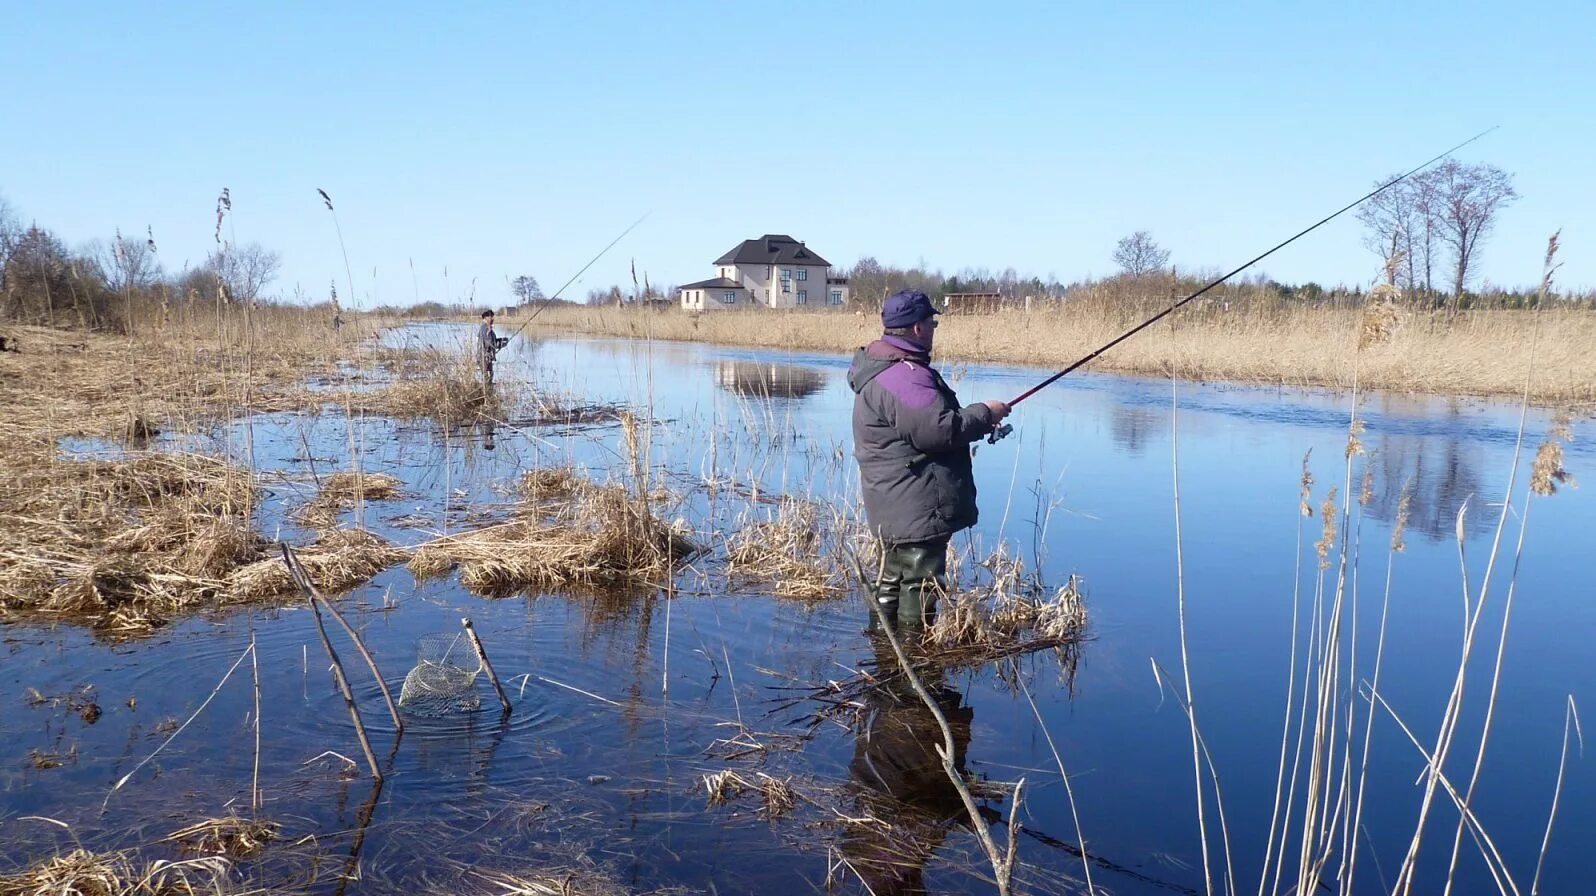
<box><xmin>1113</xmin><ymin>231</ymin><xmax>1171</xmax><ymax>277</ymax></box>
<box><xmin>205</xmin><ymin>242</ymin><xmax>281</xmax><ymax>303</ymax></box>
<box><xmin>88</xmin><ymin>230</ymin><xmax>162</xmax><ymax>293</ymax></box>
<box><xmin>510</xmin><ymin>274</ymin><xmax>542</xmax><ymax>304</ymax></box>
<box><xmin>1430</xmin><ymin>160</ymin><xmax>1517</xmax><ymax>308</ymax></box>
<box><xmin>0</xmin><ymin>194</ymin><xmax>21</xmax><ymax>293</ymax></box>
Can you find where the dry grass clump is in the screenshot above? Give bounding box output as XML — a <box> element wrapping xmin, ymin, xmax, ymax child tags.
<box><xmin>361</xmin><ymin>348</ymin><xmax>499</xmax><ymax>425</ymax></box>
<box><xmin>0</xmin><ymin>848</ymin><xmax>234</xmax><ymax>896</ymax></box>
<box><xmin>410</xmin><ymin>478</ymin><xmax>696</xmax><ymax>595</ymax></box>
<box><xmin>369</xmin><ymin>373</ymin><xmax>493</xmax><ymax>425</ymax></box>
<box><xmin>469</xmin><ymin>866</ymin><xmax>631</xmax><ymax>896</ymax></box>
<box><xmin>725</xmin><ymin>499</ymin><xmax>851</xmax><ymax>600</ymax></box>
<box><xmin>227</xmin><ymin>529</ymin><xmax>406</xmax><ymax>600</ymax></box>
<box><xmin>298</xmin><ymin>471</ymin><xmax>402</xmax><ymax>528</ymax></box>
<box><xmin>518</xmin><ymin>467</ymin><xmax>583</xmax><ymax>502</ymax></box>
<box><xmin>925</xmin><ymin>547</ymin><xmax>1088</xmax><ymax>658</ymax></box>
<box><xmin>164</xmin><ymin>815</ymin><xmax>279</xmax><ymax>860</ymax></box>
<box><xmin>702</xmin><ymin>770</ymin><xmax>799</xmax><ymax>818</ymax></box>
<box><xmin>0</xmin><ymin>436</ymin><xmax>267</xmax><ymax>632</ymax></box>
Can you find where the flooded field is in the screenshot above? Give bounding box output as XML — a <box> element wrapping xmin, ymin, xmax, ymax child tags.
<box><xmin>2</xmin><ymin>322</ymin><xmax>1590</xmax><ymax>895</ymax></box>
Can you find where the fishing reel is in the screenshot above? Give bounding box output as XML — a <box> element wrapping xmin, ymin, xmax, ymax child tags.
<box><xmin>986</xmin><ymin>423</ymin><xmax>1013</xmax><ymax>444</ymax></box>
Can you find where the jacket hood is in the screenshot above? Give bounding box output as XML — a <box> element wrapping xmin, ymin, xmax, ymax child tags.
<box><xmin>847</xmin><ymin>337</ymin><xmax>928</xmax><ymax>394</ymax></box>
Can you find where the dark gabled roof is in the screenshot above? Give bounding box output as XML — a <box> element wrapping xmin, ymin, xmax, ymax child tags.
<box><xmin>678</xmin><ymin>277</ymin><xmax>745</xmax><ymax>291</ymax></box>
<box><xmin>714</xmin><ymin>234</ymin><xmax>831</xmax><ymax>268</ymax></box>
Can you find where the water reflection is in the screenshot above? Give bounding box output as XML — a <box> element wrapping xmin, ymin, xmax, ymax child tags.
<box><xmin>1363</xmin><ymin>430</ymin><xmax>1487</xmax><ymax>542</ymax></box>
<box><xmin>713</xmin><ymin>361</ymin><xmax>826</xmax><ymax>400</ymax></box>
<box><xmin>840</xmin><ymin>635</ymin><xmax>981</xmax><ymax>895</ymax></box>
<box><xmin>1110</xmin><ymin>405</ymin><xmax>1167</xmax><ymax>456</ymax></box>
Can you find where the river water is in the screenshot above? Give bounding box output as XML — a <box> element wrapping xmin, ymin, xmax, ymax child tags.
<box><xmin>2</xmin><ymin>323</ymin><xmax>1590</xmax><ymax>895</ymax></box>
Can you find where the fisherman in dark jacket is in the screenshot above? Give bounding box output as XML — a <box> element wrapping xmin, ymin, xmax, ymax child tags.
<box><xmin>847</xmin><ymin>290</ymin><xmax>1010</xmax><ymax>631</ymax></box>
<box><xmin>477</xmin><ymin>309</ymin><xmax>508</xmax><ymax>389</ymax></box>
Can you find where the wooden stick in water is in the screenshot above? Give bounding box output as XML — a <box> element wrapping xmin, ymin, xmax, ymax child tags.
<box><xmin>313</xmin><ymin>585</ymin><xmax>404</xmax><ymax>734</ymax></box>
<box><xmin>283</xmin><ymin>544</ymin><xmax>383</xmax><ymax>781</ymax></box>
<box><xmin>462</xmin><ymin>617</ymin><xmax>513</xmax><ymax>714</ymax></box>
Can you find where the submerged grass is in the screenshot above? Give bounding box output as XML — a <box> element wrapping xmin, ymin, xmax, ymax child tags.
<box><xmin>0</xmin><ymin>849</ymin><xmax>236</xmax><ymax>896</ymax></box>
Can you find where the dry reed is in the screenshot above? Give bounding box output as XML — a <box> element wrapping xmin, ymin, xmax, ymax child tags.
<box><xmin>0</xmin><ymin>848</ymin><xmax>234</xmax><ymax>896</ymax></box>
<box><xmin>925</xmin><ymin>546</ymin><xmax>1088</xmax><ymax>659</ymax></box>
<box><xmin>298</xmin><ymin>471</ymin><xmax>402</xmax><ymax>528</ymax></box>
<box><xmin>0</xmin><ymin>436</ymin><xmax>263</xmax><ymax>632</ymax></box>
<box><xmin>163</xmin><ymin>814</ymin><xmax>279</xmax><ymax>860</ymax></box>
<box><xmin>724</xmin><ymin>499</ymin><xmax>854</xmax><ymax>600</ymax></box>
<box><xmin>410</xmin><ymin>475</ymin><xmax>695</xmax><ymax>595</ymax></box>
<box><xmin>523</xmin><ymin>302</ymin><xmax>1596</xmax><ymax>404</ymax></box>
<box><xmin>227</xmin><ymin>529</ymin><xmax>406</xmax><ymax>600</ymax></box>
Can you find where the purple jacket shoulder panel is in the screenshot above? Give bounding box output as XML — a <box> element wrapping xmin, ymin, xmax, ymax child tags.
<box><xmin>872</xmin><ymin>359</ymin><xmax>941</xmax><ymax>410</ymax></box>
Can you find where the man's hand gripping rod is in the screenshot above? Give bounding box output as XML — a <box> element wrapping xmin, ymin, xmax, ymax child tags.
<box><xmin>984</xmin><ymin>127</ymin><xmax>1496</xmax><ymax>446</ymax></box>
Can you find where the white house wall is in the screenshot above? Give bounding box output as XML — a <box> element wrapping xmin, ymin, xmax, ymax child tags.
<box><xmin>757</xmin><ymin>263</ymin><xmax>828</xmax><ymax>309</ymax></box>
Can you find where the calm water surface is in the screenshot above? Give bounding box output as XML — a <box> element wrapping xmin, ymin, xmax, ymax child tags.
<box><xmin>2</xmin><ymin>323</ymin><xmax>1590</xmax><ymax>894</ymax></box>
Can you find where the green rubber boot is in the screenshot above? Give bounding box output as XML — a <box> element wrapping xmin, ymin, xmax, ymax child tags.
<box><xmin>891</xmin><ymin>540</ymin><xmax>949</xmax><ymax>633</ymax></box>
<box><xmin>865</xmin><ymin>558</ymin><xmax>903</xmax><ymax>633</ymax></box>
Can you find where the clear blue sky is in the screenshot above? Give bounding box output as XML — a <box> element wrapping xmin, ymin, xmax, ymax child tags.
<box><xmin>5</xmin><ymin>1</ymin><xmax>1592</xmax><ymax>306</ymax></box>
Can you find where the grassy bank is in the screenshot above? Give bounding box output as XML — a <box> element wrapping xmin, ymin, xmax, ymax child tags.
<box><xmin>520</xmin><ymin>302</ymin><xmax>1596</xmax><ymax>404</ymax></box>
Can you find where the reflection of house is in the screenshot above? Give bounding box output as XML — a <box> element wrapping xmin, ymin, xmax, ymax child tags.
<box><xmin>712</xmin><ymin>360</ymin><xmax>825</xmax><ymax>399</ymax></box>
<box><xmin>679</xmin><ymin>234</ymin><xmax>850</xmax><ymax>311</ymax></box>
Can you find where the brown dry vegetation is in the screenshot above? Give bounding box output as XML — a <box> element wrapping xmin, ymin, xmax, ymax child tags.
<box><xmin>0</xmin><ymin>309</ymin><xmax>410</xmax><ymax>633</ymax></box>
<box><xmin>297</xmin><ymin>471</ymin><xmax>402</xmax><ymax>528</ymax></box>
<box><xmin>410</xmin><ymin>471</ymin><xmax>696</xmax><ymax>595</ymax></box>
<box><xmin>724</xmin><ymin>498</ymin><xmax>865</xmax><ymax>601</ymax></box>
<box><xmin>523</xmin><ymin>301</ymin><xmax>1596</xmax><ymax>404</ymax></box>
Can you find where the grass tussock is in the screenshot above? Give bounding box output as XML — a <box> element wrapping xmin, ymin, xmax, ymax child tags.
<box><xmin>359</xmin><ymin>347</ymin><xmax>498</xmax><ymax>425</ymax></box>
<box><xmin>227</xmin><ymin>529</ymin><xmax>406</xmax><ymax>600</ymax></box>
<box><xmin>368</xmin><ymin>373</ymin><xmax>493</xmax><ymax>425</ymax></box>
<box><xmin>725</xmin><ymin>499</ymin><xmax>855</xmax><ymax>600</ymax></box>
<box><xmin>702</xmin><ymin>770</ymin><xmax>799</xmax><ymax>818</ymax></box>
<box><xmin>925</xmin><ymin>546</ymin><xmax>1088</xmax><ymax>660</ymax></box>
<box><xmin>523</xmin><ymin>301</ymin><xmax>1596</xmax><ymax>404</ymax></box>
<box><xmin>163</xmin><ymin>815</ymin><xmax>279</xmax><ymax>860</ymax></box>
<box><xmin>298</xmin><ymin>471</ymin><xmax>402</xmax><ymax>528</ymax></box>
<box><xmin>0</xmin><ymin>435</ymin><xmax>264</xmax><ymax>632</ymax></box>
<box><xmin>0</xmin><ymin>848</ymin><xmax>234</xmax><ymax>896</ymax></box>
<box><xmin>410</xmin><ymin>475</ymin><xmax>696</xmax><ymax>595</ymax></box>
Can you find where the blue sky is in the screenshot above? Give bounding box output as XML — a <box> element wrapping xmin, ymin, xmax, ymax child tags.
<box><xmin>5</xmin><ymin>2</ymin><xmax>1592</xmax><ymax>306</ymax></box>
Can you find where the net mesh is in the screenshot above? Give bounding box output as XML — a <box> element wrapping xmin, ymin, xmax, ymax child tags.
<box><xmin>398</xmin><ymin>633</ymin><xmax>484</xmax><ymax>716</ymax></box>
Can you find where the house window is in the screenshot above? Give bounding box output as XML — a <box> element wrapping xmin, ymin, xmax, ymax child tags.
<box><xmin>797</xmin><ymin>289</ymin><xmax>808</xmax><ymax>304</ymax></box>
<box><xmin>720</xmin><ymin>291</ymin><xmax>736</xmax><ymax>304</ymax></box>
<box><xmin>796</xmin><ymin>269</ymin><xmax>808</xmax><ymax>281</ymax></box>
<box><xmin>829</xmin><ymin>290</ymin><xmax>844</xmax><ymax>305</ymax></box>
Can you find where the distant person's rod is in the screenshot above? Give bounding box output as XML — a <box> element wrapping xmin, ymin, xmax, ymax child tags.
<box><xmin>1002</xmin><ymin>127</ymin><xmax>1498</xmax><ymax>412</ymax></box>
<box><xmin>504</xmin><ymin>211</ymin><xmax>652</xmax><ymax>341</ymax></box>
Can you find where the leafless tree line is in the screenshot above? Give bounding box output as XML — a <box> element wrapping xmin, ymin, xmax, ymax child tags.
<box><xmin>0</xmin><ymin>192</ymin><xmax>283</xmax><ymax>330</ymax></box>
<box><xmin>1356</xmin><ymin>160</ymin><xmax>1518</xmax><ymax>310</ymax></box>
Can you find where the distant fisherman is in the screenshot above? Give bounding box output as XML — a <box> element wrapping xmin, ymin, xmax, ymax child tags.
<box><xmin>847</xmin><ymin>290</ymin><xmax>1011</xmax><ymax>632</ymax></box>
<box><xmin>478</xmin><ymin>309</ymin><xmax>508</xmax><ymax>388</ymax></box>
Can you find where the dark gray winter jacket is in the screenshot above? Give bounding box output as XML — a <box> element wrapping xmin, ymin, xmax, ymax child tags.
<box><xmin>848</xmin><ymin>335</ymin><xmax>998</xmax><ymax>544</ymax></box>
<box><xmin>478</xmin><ymin>322</ymin><xmax>499</xmax><ymax>365</ymax></box>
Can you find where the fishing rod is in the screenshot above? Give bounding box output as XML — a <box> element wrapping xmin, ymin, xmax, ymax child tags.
<box><xmin>503</xmin><ymin>211</ymin><xmax>651</xmax><ymax>341</ymax></box>
<box><xmin>991</xmin><ymin>127</ymin><xmax>1498</xmax><ymax>440</ymax></box>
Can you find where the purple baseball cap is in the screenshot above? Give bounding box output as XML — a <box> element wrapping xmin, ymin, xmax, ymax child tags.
<box><xmin>881</xmin><ymin>289</ymin><xmax>940</xmax><ymax>328</ymax></box>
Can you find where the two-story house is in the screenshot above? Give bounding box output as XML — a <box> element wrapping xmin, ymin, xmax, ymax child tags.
<box><xmin>678</xmin><ymin>234</ymin><xmax>850</xmax><ymax>311</ymax></box>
